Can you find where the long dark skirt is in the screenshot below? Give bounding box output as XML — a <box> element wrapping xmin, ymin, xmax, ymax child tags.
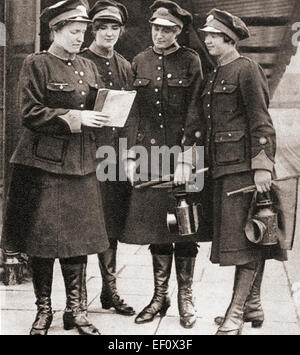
<box><xmin>1</xmin><ymin>165</ymin><xmax>109</xmax><ymax>259</ymax></box>
<box><xmin>209</xmin><ymin>172</ymin><xmax>287</xmax><ymax>266</ymax></box>
<box><xmin>121</xmin><ymin>186</ymin><xmax>211</xmax><ymax>245</ymax></box>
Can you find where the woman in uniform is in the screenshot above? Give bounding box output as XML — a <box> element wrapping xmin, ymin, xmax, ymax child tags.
<box><xmin>197</xmin><ymin>9</ymin><xmax>287</xmax><ymax>335</ymax></box>
<box><xmin>80</xmin><ymin>0</ymin><xmax>135</xmax><ymax>317</ymax></box>
<box><xmin>1</xmin><ymin>0</ymin><xmax>111</xmax><ymax>336</ymax></box>
<box><xmin>122</xmin><ymin>0</ymin><xmax>204</xmax><ymax>329</ymax></box>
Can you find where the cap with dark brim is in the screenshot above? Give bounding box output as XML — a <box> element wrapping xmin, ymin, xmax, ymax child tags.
<box><xmin>40</xmin><ymin>0</ymin><xmax>91</xmax><ymax>27</ymax></box>
<box><xmin>149</xmin><ymin>0</ymin><xmax>193</xmax><ymax>29</ymax></box>
<box><xmin>200</xmin><ymin>9</ymin><xmax>250</xmax><ymax>42</ymax></box>
<box><xmin>89</xmin><ymin>1</ymin><xmax>128</xmax><ymax>25</ymax></box>
<box><xmin>200</xmin><ymin>18</ymin><xmax>240</xmax><ymax>42</ymax></box>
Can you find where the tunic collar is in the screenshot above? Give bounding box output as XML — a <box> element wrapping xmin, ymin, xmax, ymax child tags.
<box><xmin>216</xmin><ymin>47</ymin><xmax>240</xmax><ymax>67</ymax></box>
<box><xmin>48</xmin><ymin>42</ymin><xmax>76</xmax><ymax>61</ymax></box>
<box><xmin>89</xmin><ymin>41</ymin><xmax>114</xmax><ymax>59</ymax></box>
<box><xmin>153</xmin><ymin>41</ymin><xmax>180</xmax><ymax>56</ymax></box>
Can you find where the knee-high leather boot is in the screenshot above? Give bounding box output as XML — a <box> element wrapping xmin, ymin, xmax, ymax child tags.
<box><xmin>175</xmin><ymin>256</ymin><xmax>197</xmax><ymax>329</ymax></box>
<box><xmin>80</xmin><ymin>262</ymin><xmax>88</xmax><ymax>316</ymax></box>
<box><xmin>135</xmin><ymin>254</ymin><xmax>173</xmax><ymax>324</ymax></box>
<box><xmin>215</xmin><ymin>260</ymin><xmax>265</xmax><ymax>329</ymax></box>
<box><xmin>216</xmin><ymin>261</ymin><xmax>261</xmax><ymax>335</ymax></box>
<box><xmin>243</xmin><ymin>260</ymin><xmax>265</xmax><ymax>327</ymax></box>
<box><xmin>60</xmin><ymin>262</ymin><xmax>100</xmax><ymax>335</ymax></box>
<box><xmin>98</xmin><ymin>248</ymin><xmax>135</xmax><ymax>316</ymax></box>
<box><xmin>30</xmin><ymin>258</ymin><xmax>54</xmax><ymax>336</ymax></box>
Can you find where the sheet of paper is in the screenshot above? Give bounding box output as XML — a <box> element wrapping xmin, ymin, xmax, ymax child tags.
<box><xmin>94</xmin><ymin>89</ymin><xmax>137</xmax><ymax>128</ymax></box>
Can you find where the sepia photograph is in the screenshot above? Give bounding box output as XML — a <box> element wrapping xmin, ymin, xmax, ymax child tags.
<box><xmin>0</xmin><ymin>0</ymin><xmax>300</xmax><ymax>340</ymax></box>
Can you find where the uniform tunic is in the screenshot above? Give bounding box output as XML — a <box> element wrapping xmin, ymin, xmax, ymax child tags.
<box><xmin>80</xmin><ymin>43</ymin><xmax>137</xmax><ymax>240</ymax></box>
<box><xmin>1</xmin><ymin>43</ymin><xmax>110</xmax><ymax>258</ymax></box>
<box><xmin>122</xmin><ymin>44</ymin><xmax>205</xmax><ymax>245</ymax></box>
<box><xmin>198</xmin><ymin>51</ymin><xmax>287</xmax><ymax>266</ymax></box>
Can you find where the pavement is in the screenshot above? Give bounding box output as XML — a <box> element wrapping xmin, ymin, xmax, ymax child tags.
<box><xmin>1</xmin><ymin>108</ymin><xmax>300</xmax><ymax>336</ymax></box>
<box><xmin>0</xmin><ymin>241</ymin><xmax>300</xmax><ymax>336</ymax></box>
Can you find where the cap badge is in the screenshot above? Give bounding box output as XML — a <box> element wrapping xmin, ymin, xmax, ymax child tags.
<box><xmin>157</xmin><ymin>8</ymin><xmax>169</xmax><ymax>16</ymax></box>
<box><xmin>207</xmin><ymin>14</ymin><xmax>214</xmax><ymax>22</ymax></box>
<box><xmin>76</xmin><ymin>5</ymin><xmax>88</xmax><ymax>16</ymax></box>
<box><xmin>107</xmin><ymin>6</ymin><xmax>120</xmax><ymax>14</ymax></box>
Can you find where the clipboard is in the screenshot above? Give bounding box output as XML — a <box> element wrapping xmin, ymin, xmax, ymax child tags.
<box><xmin>94</xmin><ymin>89</ymin><xmax>137</xmax><ymax>127</ymax></box>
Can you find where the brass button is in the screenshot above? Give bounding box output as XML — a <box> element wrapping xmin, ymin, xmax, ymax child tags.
<box><xmin>160</xmin><ymin>125</ymin><xmax>164</xmax><ymax>129</ymax></box>
<box><xmin>108</xmin><ymin>72</ymin><xmax>112</xmax><ymax>75</ymax></box>
<box><xmin>157</xmin><ymin>77</ymin><xmax>161</xmax><ymax>81</ymax></box>
<box><xmin>157</xmin><ymin>67</ymin><xmax>162</xmax><ymax>70</ymax></box>
<box><xmin>221</xmin><ymin>80</ymin><xmax>225</xmax><ymax>84</ymax></box>
<box><xmin>80</xmin><ymin>104</ymin><xmax>84</xmax><ymax>108</ymax></box>
<box><xmin>79</xmin><ymin>80</ymin><xmax>83</xmax><ymax>84</ymax></box>
<box><xmin>158</xmin><ymin>113</ymin><xmax>162</xmax><ymax>117</ymax></box>
<box><xmin>223</xmin><ymin>87</ymin><xmax>226</xmax><ymax>91</ymax></box>
<box><xmin>75</xmin><ymin>71</ymin><xmax>79</xmax><ymax>75</ymax></box>
<box><xmin>151</xmin><ymin>138</ymin><xmax>156</xmax><ymax>144</ymax></box>
<box><xmin>208</xmin><ymin>91</ymin><xmax>210</xmax><ymax>95</ymax></box>
<box><xmin>207</xmin><ymin>104</ymin><xmax>210</xmax><ymax>107</ymax></box>
<box><xmin>60</xmin><ymin>85</ymin><xmax>64</xmax><ymax>90</ymax></box>
<box><xmin>109</xmin><ymin>82</ymin><xmax>113</xmax><ymax>86</ymax></box>
<box><xmin>259</xmin><ymin>137</ymin><xmax>268</xmax><ymax>145</ymax></box>
<box><xmin>195</xmin><ymin>131</ymin><xmax>201</xmax><ymax>138</ymax></box>
<box><xmin>179</xmin><ymin>80</ymin><xmax>183</xmax><ymax>84</ymax></box>
<box><xmin>95</xmin><ymin>84</ymin><xmax>98</xmax><ymax>88</ymax></box>
<box><xmin>80</xmin><ymin>72</ymin><xmax>84</xmax><ymax>77</ymax></box>
<box><xmin>156</xmin><ymin>101</ymin><xmax>160</xmax><ymax>105</ymax></box>
<box><xmin>159</xmin><ymin>56</ymin><xmax>163</xmax><ymax>60</ymax></box>
<box><xmin>106</xmin><ymin>62</ymin><xmax>110</xmax><ymax>66</ymax></box>
<box><xmin>112</xmin><ymin>127</ymin><xmax>116</xmax><ymax>131</ymax></box>
<box><xmin>81</xmin><ymin>91</ymin><xmax>86</xmax><ymax>96</ymax></box>
<box><xmin>155</xmin><ymin>88</ymin><xmax>159</xmax><ymax>92</ymax></box>
<box><xmin>167</xmin><ymin>74</ymin><xmax>172</xmax><ymax>78</ymax></box>
<box><xmin>67</xmin><ymin>62</ymin><xmax>72</xmax><ymax>66</ymax></box>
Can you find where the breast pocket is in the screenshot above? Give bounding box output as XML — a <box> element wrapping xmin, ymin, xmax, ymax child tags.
<box><xmin>214</xmin><ymin>130</ymin><xmax>246</xmax><ymax>165</ymax></box>
<box><xmin>168</xmin><ymin>78</ymin><xmax>192</xmax><ymax>106</ymax></box>
<box><xmin>213</xmin><ymin>84</ymin><xmax>238</xmax><ymax>113</ymax></box>
<box><xmin>133</xmin><ymin>78</ymin><xmax>151</xmax><ymax>90</ymax></box>
<box><xmin>46</xmin><ymin>82</ymin><xmax>75</xmax><ymax>107</ymax></box>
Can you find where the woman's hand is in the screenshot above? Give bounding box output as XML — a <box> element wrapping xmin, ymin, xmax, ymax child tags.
<box><xmin>81</xmin><ymin>110</ymin><xmax>110</xmax><ymax>128</ymax></box>
<box><xmin>174</xmin><ymin>163</ymin><xmax>192</xmax><ymax>186</ymax></box>
<box><xmin>124</xmin><ymin>159</ymin><xmax>137</xmax><ymax>186</ymax></box>
<box><xmin>254</xmin><ymin>169</ymin><xmax>272</xmax><ymax>193</ymax></box>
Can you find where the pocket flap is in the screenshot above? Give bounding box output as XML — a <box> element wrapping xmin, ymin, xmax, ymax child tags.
<box><xmin>133</xmin><ymin>78</ymin><xmax>151</xmax><ymax>87</ymax></box>
<box><xmin>168</xmin><ymin>78</ymin><xmax>192</xmax><ymax>87</ymax></box>
<box><xmin>47</xmin><ymin>83</ymin><xmax>75</xmax><ymax>92</ymax></box>
<box><xmin>215</xmin><ymin>130</ymin><xmax>245</xmax><ymax>143</ymax></box>
<box><xmin>213</xmin><ymin>84</ymin><xmax>237</xmax><ymax>94</ymax></box>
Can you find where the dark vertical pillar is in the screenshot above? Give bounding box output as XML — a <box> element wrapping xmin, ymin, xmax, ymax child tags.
<box><xmin>1</xmin><ymin>0</ymin><xmax>38</xmax><ymax>284</ymax></box>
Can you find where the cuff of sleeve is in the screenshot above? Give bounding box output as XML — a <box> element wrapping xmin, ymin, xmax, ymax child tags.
<box><xmin>58</xmin><ymin>110</ymin><xmax>82</xmax><ymax>133</ymax></box>
<box><xmin>251</xmin><ymin>150</ymin><xmax>274</xmax><ymax>172</ymax></box>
